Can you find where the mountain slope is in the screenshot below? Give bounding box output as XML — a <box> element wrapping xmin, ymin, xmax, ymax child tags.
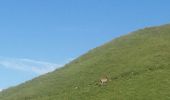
<box><xmin>1</xmin><ymin>24</ymin><xmax>170</xmax><ymax>100</ymax></box>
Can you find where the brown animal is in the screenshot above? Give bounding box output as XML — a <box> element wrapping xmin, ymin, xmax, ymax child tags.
<box><xmin>100</xmin><ymin>76</ymin><xmax>108</xmax><ymax>85</ymax></box>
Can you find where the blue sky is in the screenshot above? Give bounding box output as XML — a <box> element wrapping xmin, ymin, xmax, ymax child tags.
<box><xmin>0</xmin><ymin>0</ymin><xmax>170</xmax><ymax>91</ymax></box>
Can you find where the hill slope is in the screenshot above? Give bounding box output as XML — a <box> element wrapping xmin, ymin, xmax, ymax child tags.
<box><xmin>1</xmin><ymin>24</ymin><xmax>170</xmax><ymax>100</ymax></box>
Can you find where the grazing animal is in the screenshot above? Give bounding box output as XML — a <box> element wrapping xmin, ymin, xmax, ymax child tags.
<box><xmin>100</xmin><ymin>76</ymin><xmax>108</xmax><ymax>85</ymax></box>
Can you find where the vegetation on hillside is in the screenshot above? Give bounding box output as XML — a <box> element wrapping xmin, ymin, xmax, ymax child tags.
<box><xmin>0</xmin><ymin>24</ymin><xmax>170</xmax><ymax>100</ymax></box>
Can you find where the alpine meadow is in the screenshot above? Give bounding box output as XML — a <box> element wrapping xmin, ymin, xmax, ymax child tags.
<box><xmin>0</xmin><ymin>24</ymin><xmax>170</xmax><ymax>100</ymax></box>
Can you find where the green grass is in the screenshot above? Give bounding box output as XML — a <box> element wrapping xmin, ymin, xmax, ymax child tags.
<box><xmin>1</xmin><ymin>24</ymin><xmax>170</xmax><ymax>100</ymax></box>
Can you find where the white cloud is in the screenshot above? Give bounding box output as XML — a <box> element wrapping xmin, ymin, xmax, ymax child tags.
<box><xmin>0</xmin><ymin>57</ymin><xmax>63</xmax><ymax>75</ymax></box>
<box><xmin>67</xmin><ymin>57</ymin><xmax>76</xmax><ymax>62</ymax></box>
<box><xmin>0</xmin><ymin>88</ymin><xmax>2</xmax><ymax>92</ymax></box>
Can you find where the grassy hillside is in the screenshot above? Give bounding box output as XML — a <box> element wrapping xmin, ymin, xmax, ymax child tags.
<box><xmin>1</xmin><ymin>24</ymin><xmax>170</xmax><ymax>100</ymax></box>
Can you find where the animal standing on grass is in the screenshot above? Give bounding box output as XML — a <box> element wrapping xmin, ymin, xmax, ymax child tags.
<box><xmin>100</xmin><ymin>76</ymin><xmax>108</xmax><ymax>85</ymax></box>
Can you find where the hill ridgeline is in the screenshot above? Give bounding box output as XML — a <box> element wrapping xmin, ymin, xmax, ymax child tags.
<box><xmin>1</xmin><ymin>24</ymin><xmax>170</xmax><ymax>100</ymax></box>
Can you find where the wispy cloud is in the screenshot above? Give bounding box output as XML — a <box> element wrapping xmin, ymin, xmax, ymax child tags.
<box><xmin>0</xmin><ymin>57</ymin><xmax>63</xmax><ymax>75</ymax></box>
